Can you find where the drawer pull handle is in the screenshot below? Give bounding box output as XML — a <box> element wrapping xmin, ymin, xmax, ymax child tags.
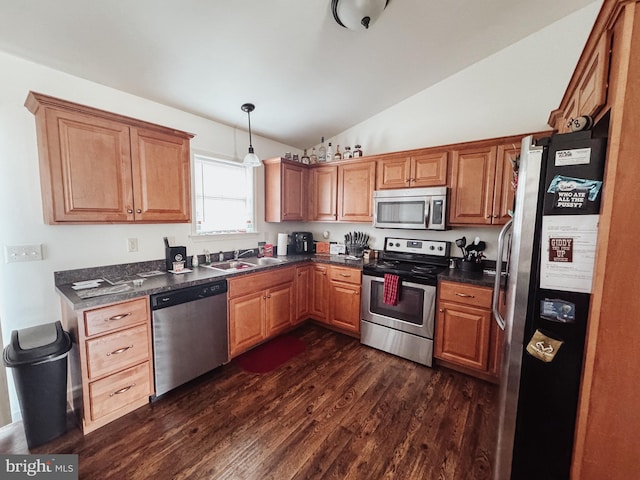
<box><xmin>455</xmin><ymin>293</ymin><xmax>475</xmax><ymax>298</ymax></box>
<box><xmin>106</xmin><ymin>312</ymin><xmax>132</xmax><ymax>322</ymax></box>
<box><xmin>339</xmin><ymin>273</ymin><xmax>351</xmax><ymax>277</ymax></box>
<box><xmin>107</xmin><ymin>345</ymin><xmax>133</xmax><ymax>356</ymax></box>
<box><xmin>110</xmin><ymin>384</ymin><xmax>136</xmax><ymax>396</ymax></box>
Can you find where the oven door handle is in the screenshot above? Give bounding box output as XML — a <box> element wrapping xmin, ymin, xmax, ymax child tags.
<box><xmin>492</xmin><ymin>218</ymin><xmax>512</xmax><ymax>330</ymax></box>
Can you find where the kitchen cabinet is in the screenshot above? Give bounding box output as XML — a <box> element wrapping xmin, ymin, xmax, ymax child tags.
<box><xmin>338</xmin><ymin>160</ymin><xmax>376</xmax><ymax>222</ymax></box>
<box><xmin>25</xmin><ymin>92</ymin><xmax>193</xmax><ymax>224</ymax></box>
<box><xmin>310</xmin><ymin>264</ymin><xmax>330</xmax><ymax>322</ymax></box>
<box><xmin>295</xmin><ymin>264</ymin><xmax>312</xmax><ymax>323</ymax></box>
<box><xmin>309</xmin><ymin>166</ymin><xmax>338</xmax><ymax>221</ymax></box>
<box><xmin>551</xmin><ymin>33</ymin><xmax>611</xmax><ymax>133</ymax></box>
<box><xmin>435</xmin><ymin>280</ymin><xmax>501</xmax><ymax>382</ymax></box>
<box><xmin>309</xmin><ymin>159</ymin><xmax>375</xmax><ymax>223</ymax></box>
<box><xmin>376</xmin><ymin>149</ymin><xmax>448</xmax><ymax>189</ymax></box>
<box><xmin>449</xmin><ymin>141</ymin><xmax>519</xmax><ymax>226</ymax></box>
<box><xmin>228</xmin><ymin>267</ymin><xmax>295</xmax><ymax>358</ymax></box>
<box><xmin>264</xmin><ymin>158</ymin><xmax>306</xmax><ymax>222</ymax></box>
<box><xmin>61</xmin><ymin>296</ymin><xmax>154</xmax><ymax>434</ymax></box>
<box><xmin>328</xmin><ymin>266</ymin><xmax>361</xmax><ymax>334</ymax></box>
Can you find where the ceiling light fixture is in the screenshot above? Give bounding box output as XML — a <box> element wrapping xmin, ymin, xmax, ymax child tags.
<box><xmin>332</xmin><ymin>0</ymin><xmax>390</xmax><ymax>31</ymax></box>
<box><xmin>241</xmin><ymin>103</ymin><xmax>261</xmax><ymax>167</ymax></box>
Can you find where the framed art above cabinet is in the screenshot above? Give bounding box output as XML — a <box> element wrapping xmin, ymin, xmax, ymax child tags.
<box><xmin>25</xmin><ymin>92</ymin><xmax>194</xmax><ymax>224</ymax></box>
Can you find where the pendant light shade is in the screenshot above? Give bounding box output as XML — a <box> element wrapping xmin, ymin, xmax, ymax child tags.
<box><xmin>332</xmin><ymin>0</ymin><xmax>389</xmax><ymax>31</ymax></box>
<box><xmin>241</xmin><ymin>103</ymin><xmax>261</xmax><ymax>167</ymax></box>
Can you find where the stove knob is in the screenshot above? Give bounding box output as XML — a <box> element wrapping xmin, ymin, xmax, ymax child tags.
<box><xmin>429</xmin><ymin>245</ymin><xmax>435</xmax><ymax>250</ymax></box>
<box><xmin>438</xmin><ymin>246</ymin><xmax>443</xmax><ymax>251</ymax></box>
<box><xmin>395</xmin><ymin>242</ymin><xmax>400</xmax><ymax>247</ymax></box>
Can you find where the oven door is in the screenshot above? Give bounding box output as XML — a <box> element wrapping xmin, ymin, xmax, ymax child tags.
<box><xmin>361</xmin><ymin>274</ymin><xmax>436</xmax><ymax>339</ymax></box>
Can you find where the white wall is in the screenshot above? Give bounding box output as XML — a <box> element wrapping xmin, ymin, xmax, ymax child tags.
<box><xmin>0</xmin><ymin>2</ymin><xmax>599</xmax><ymax>420</ymax></box>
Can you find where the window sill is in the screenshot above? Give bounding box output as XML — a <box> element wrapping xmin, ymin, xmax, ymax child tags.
<box><xmin>189</xmin><ymin>231</ymin><xmax>261</xmax><ymax>242</ymax></box>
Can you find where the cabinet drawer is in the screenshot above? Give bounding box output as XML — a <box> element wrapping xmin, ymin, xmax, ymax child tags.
<box><xmin>89</xmin><ymin>362</ymin><xmax>151</xmax><ymax>421</ymax></box>
<box><xmin>86</xmin><ymin>324</ymin><xmax>150</xmax><ymax>380</ymax></box>
<box><xmin>228</xmin><ymin>266</ymin><xmax>295</xmax><ymax>298</ymax></box>
<box><xmin>329</xmin><ymin>266</ymin><xmax>361</xmax><ymax>285</ymax></box>
<box><xmin>84</xmin><ymin>297</ymin><xmax>149</xmax><ymax>336</ymax></box>
<box><xmin>439</xmin><ymin>281</ymin><xmax>492</xmax><ymax>308</ymax></box>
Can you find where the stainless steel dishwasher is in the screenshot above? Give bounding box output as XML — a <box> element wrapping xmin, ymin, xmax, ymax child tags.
<box><xmin>150</xmin><ymin>280</ymin><xmax>228</xmax><ymax>398</ymax></box>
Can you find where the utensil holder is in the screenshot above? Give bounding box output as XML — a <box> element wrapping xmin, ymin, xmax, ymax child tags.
<box><xmin>460</xmin><ymin>259</ymin><xmax>483</xmax><ymax>272</ymax></box>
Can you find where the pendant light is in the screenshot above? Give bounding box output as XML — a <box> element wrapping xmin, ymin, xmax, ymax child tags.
<box><xmin>332</xmin><ymin>0</ymin><xmax>390</xmax><ymax>31</ymax></box>
<box><xmin>241</xmin><ymin>103</ymin><xmax>261</xmax><ymax>167</ymax></box>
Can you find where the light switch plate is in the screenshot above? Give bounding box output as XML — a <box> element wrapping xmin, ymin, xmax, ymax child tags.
<box><xmin>5</xmin><ymin>244</ymin><xmax>43</xmax><ymax>263</ymax></box>
<box><xmin>127</xmin><ymin>238</ymin><xmax>138</xmax><ymax>252</ymax></box>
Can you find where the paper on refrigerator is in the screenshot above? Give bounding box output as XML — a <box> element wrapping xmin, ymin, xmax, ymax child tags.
<box><xmin>539</xmin><ymin>214</ymin><xmax>600</xmax><ymax>293</ymax></box>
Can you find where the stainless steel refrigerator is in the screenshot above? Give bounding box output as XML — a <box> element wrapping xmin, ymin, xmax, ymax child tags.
<box><xmin>493</xmin><ymin>130</ymin><xmax>607</xmax><ymax>480</ymax></box>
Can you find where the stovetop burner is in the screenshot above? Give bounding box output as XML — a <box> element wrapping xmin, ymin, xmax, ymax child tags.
<box><xmin>362</xmin><ymin>237</ymin><xmax>452</xmax><ymax>286</ymax></box>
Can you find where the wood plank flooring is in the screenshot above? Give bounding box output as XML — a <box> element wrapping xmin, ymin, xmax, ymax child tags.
<box><xmin>0</xmin><ymin>324</ymin><xmax>498</xmax><ymax>479</ymax></box>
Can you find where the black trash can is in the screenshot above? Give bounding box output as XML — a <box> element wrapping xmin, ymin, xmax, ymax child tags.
<box><xmin>3</xmin><ymin>320</ymin><xmax>72</xmax><ymax>449</ymax></box>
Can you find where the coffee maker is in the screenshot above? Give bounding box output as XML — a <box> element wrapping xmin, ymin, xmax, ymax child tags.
<box><xmin>164</xmin><ymin>237</ymin><xmax>187</xmax><ymax>271</ymax></box>
<box><xmin>291</xmin><ymin>232</ymin><xmax>313</xmax><ymax>254</ymax></box>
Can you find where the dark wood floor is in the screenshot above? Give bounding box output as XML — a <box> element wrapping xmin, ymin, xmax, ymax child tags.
<box><xmin>0</xmin><ymin>324</ymin><xmax>498</xmax><ymax>479</ymax></box>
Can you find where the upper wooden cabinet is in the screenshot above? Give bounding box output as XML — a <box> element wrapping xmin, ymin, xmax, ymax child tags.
<box><xmin>25</xmin><ymin>92</ymin><xmax>193</xmax><ymax>224</ymax></box>
<box><xmin>449</xmin><ymin>140</ymin><xmax>520</xmax><ymax>226</ymax></box>
<box><xmin>549</xmin><ymin>31</ymin><xmax>611</xmax><ymax>132</ymax></box>
<box><xmin>309</xmin><ymin>159</ymin><xmax>375</xmax><ymax>223</ymax></box>
<box><xmin>264</xmin><ymin>158</ymin><xmax>306</xmax><ymax>222</ymax></box>
<box><xmin>376</xmin><ymin>150</ymin><xmax>448</xmax><ymax>189</ymax></box>
<box><xmin>338</xmin><ymin>160</ymin><xmax>376</xmax><ymax>222</ymax></box>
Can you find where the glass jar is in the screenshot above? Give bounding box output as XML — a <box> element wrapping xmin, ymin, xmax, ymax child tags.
<box><xmin>353</xmin><ymin>145</ymin><xmax>363</xmax><ymax>158</ymax></box>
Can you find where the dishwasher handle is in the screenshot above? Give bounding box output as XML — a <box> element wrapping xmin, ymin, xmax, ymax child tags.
<box><xmin>150</xmin><ymin>280</ymin><xmax>227</xmax><ymax>310</ymax></box>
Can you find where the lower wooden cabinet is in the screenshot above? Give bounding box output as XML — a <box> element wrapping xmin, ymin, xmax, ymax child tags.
<box><xmin>435</xmin><ymin>280</ymin><xmax>503</xmax><ymax>382</ymax></box>
<box><xmin>61</xmin><ymin>296</ymin><xmax>154</xmax><ymax>434</ymax></box>
<box><xmin>295</xmin><ymin>265</ymin><xmax>312</xmax><ymax>323</ymax></box>
<box><xmin>307</xmin><ymin>264</ymin><xmax>361</xmax><ymax>335</ymax></box>
<box><xmin>228</xmin><ymin>267</ymin><xmax>295</xmax><ymax>358</ymax></box>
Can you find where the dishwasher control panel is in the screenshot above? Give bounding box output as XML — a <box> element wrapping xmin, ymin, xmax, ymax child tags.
<box><xmin>150</xmin><ymin>280</ymin><xmax>228</xmax><ymax>310</ymax></box>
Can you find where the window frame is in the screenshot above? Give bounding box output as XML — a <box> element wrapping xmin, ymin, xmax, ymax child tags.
<box><xmin>190</xmin><ymin>151</ymin><xmax>258</xmax><ymax>239</ymax></box>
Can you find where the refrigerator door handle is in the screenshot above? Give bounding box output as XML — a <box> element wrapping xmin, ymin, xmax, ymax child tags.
<box><xmin>493</xmin><ymin>218</ymin><xmax>513</xmax><ymax>330</ymax></box>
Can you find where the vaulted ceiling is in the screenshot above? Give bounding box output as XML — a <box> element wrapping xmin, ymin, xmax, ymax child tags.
<box><xmin>0</xmin><ymin>0</ymin><xmax>600</xmax><ymax>148</ymax></box>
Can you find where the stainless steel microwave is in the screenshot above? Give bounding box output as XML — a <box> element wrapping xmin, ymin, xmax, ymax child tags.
<box><xmin>373</xmin><ymin>187</ymin><xmax>447</xmax><ymax>230</ymax></box>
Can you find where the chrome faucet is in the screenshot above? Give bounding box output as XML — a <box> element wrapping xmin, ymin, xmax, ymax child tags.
<box><xmin>234</xmin><ymin>249</ymin><xmax>254</xmax><ymax>260</ymax></box>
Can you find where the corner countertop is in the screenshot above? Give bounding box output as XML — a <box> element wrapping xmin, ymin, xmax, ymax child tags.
<box><xmin>55</xmin><ymin>254</ymin><xmax>364</xmax><ymax>311</ymax></box>
<box><xmin>439</xmin><ymin>267</ymin><xmax>505</xmax><ymax>288</ymax></box>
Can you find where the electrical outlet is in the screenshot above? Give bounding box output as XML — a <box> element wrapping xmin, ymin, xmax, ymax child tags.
<box><xmin>5</xmin><ymin>244</ymin><xmax>43</xmax><ymax>263</ymax></box>
<box><xmin>127</xmin><ymin>238</ymin><xmax>138</xmax><ymax>253</ymax></box>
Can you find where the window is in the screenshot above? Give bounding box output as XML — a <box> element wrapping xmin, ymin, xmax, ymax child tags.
<box><xmin>193</xmin><ymin>153</ymin><xmax>255</xmax><ymax>234</ymax></box>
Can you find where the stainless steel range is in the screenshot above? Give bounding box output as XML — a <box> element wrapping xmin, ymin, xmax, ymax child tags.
<box><xmin>361</xmin><ymin>237</ymin><xmax>451</xmax><ymax>366</ymax></box>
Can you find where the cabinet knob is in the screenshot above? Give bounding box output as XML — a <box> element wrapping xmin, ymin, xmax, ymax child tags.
<box><xmin>127</xmin><ymin>209</ymin><xmax>133</xmax><ymax>214</ymax></box>
<box><xmin>354</xmin><ymin>291</ymin><xmax>359</xmax><ymax>295</ymax></box>
<box><xmin>439</xmin><ymin>308</ymin><xmax>445</xmax><ymax>313</ymax></box>
<box><xmin>136</xmin><ymin>209</ymin><xmax>142</xmax><ymax>214</ymax></box>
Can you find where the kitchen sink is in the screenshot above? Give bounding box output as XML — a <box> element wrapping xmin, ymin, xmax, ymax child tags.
<box><xmin>253</xmin><ymin>257</ymin><xmax>286</xmax><ymax>266</ymax></box>
<box><xmin>202</xmin><ymin>261</ymin><xmax>256</xmax><ymax>272</ymax></box>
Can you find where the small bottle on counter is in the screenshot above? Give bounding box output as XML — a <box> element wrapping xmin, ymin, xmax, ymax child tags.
<box><xmin>192</xmin><ymin>255</ymin><xmax>199</xmax><ymax>267</ymax></box>
<box><xmin>334</xmin><ymin>145</ymin><xmax>342</xmax><ymax>160</ymax></box>
<box><xmin>353</xmin><ymin>145</ymin><xmax>363</xmax><ymax>158</ymax></box>
<box><xmin>218</xmin><ymin>251</ymin><xmax>224</xmax><ymax>262</ymax></box>
<box><xmin>326</xmin><ymin>142</ymin><xmax>334</xmax><ymax>162</ymax></box>
<box><xmin>310</xmin><ymin>147</ymin><xmax>318</xmax><ymax>164</ymax></box>
<box><xmin>343</xmin><ymin>146</ymin><xmax>352</xmax><ymax>159</ymax></box>
<box><xmin>301</xmin><ymin>149</ymin><xmax>310</xmax><ymax>164</ymax></box>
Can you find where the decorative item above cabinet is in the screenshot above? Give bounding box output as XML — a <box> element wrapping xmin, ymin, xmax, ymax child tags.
<box><xmin>25</xmin><ymin>92</ymin><xmax>194</xmax><ymax>224</ymax></box>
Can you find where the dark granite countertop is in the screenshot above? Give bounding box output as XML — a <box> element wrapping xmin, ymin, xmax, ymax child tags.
<box><xmin>439</xmin><ymin>267</ymin><xmax>505</xmax><ymax>288</ymax></box>
<box><xmin>55</xmin><ymin>254</ymin><xmax>364</xmax><ymax>310</ymax></box>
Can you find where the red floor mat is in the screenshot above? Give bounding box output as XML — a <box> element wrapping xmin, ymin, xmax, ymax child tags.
<box><xmin>234</xmin><ymin>334</ymin><xmax>306</xmax><ymax>374</ymax></box>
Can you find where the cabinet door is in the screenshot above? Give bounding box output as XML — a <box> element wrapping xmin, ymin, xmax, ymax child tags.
<box><xmin>130</xmin><ymin>128</ymin><xmax>191</xmax><ymax>222</ymax></box>
<box><xmin>577</xmin><ymin>33</ymin><xmax>610</xmax><ymax>120</ymax></box>
<box><xmin>449</xmin><ymin>145</ymin><xmax>497</xmax><ymax>225</ymax></box>
<box><xmin>310</xmin><ymin>166</ymin><xmax>338</xmax><ymax>221</ymax></box>
<box><xmin>411</xmin><ymin>150</ymin><xmax>448</xmax><ymax>187</ymax></box>
<box><xmin>229</xmin><ymin>291</ymin><xmax>266</xmax><ymax>357</ymax></box>
<box><xmin>266</xmin><ymin>282</ymin><xmax>294</xmax><ymax>336</ymax></box>
<box><xmin>329</xmin><ymin>281</ymin><xmax>361</xmax><ymax>334</ymax></box>
<box><xmin>338</xmin><ymin>161</ymin><xmax>375</xmax><ymax>222</ymax></box>
<box><xmin>281</xmin><ymin>162</ymin><xmax>306</xmax><ymax>221</ymax></box>
<box><xmin>295</xmin><ymin>265</ymin><xmax>311</xmax><ymax>322</ymax></box>
<box><xmin>493</xmin><ymin>143</ymin><xmax>520</xmax><ymax>225</ymax></box>
<box><xmin>310</xmin><ymin>265</ymin><xmax>329</xmax><ymax>322</ymax></box>
<box><xmin>43</xmin><ymin>108</ymin><xmax>133</xmax><ymax>223</ymax></box>
<box><xmin>376</xmin><ymin>155</ymin><xmax>411</xmax><ymax>190</ymax></box>
<box><xmin>435</xmin><ymin>301</ymin><xmax>491</xmax><ymax>371</ymax></box>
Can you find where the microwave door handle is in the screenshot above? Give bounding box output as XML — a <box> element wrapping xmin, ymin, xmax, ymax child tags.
<box><xmin>492</xmin><ymin>218</ymin><xmax>512</xmax><ymax>330</ymax></box>
<box><xmin>424</xmin><ymin>201</ymin><xmax>431</xmax><ymax>228</ymax></box>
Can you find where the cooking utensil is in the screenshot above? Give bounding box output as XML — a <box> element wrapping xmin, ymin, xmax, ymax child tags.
<box><xmin>455</xmin><ymin>237</ymin><xmax>467</xmax><ymax>257</ymax></box>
